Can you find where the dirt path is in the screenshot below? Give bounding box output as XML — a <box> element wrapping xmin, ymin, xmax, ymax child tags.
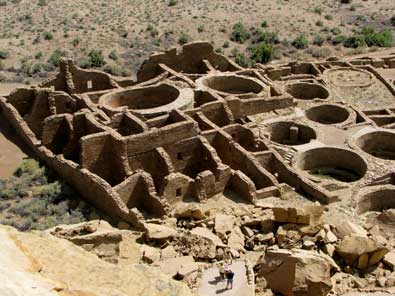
<box><xmin>198</xmin><ymin>261</ymin><xmax>254</xmax><ymax>296</ymax></box>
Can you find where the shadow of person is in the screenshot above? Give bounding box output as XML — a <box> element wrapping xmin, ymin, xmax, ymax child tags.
<box><xmin>216</xmin><ymin>287</ymin><xmax>228</xmax><ymax>294</ymax></box>
<box><xmin>208</xmin><ymin>276</ymin><xmax>223</xmax><ymax>285</ymax></box>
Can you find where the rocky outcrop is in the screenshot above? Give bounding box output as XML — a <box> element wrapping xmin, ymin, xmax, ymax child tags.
<box><xmin>257</xmin><ymin>248</ymin><xmax>339</xmax><ymax>296</ymax></box>
<box><xmin>336</xmin><ymin>234</ymin><xmax>389</xmax><ymax>269</ymax></box>
<box><xmin>0</xmin><ymin>225</ymin><xmax>192</xmax><ymax>296</ymax></box>
<box><xmin>48</xmin><ymin>220</ymin><xmax>141</xmax><ymax>264</ymax></box>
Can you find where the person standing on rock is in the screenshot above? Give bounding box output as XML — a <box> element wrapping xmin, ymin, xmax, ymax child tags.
<box><xmin>225</xmin><ymin>267</ymin><xmax>234</xmax><ymax>290</ymax></box>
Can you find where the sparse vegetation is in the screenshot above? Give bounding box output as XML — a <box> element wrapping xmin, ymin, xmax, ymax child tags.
<box><xmin>178</xmin><ymin>32</ymin><xmax>190</xmax><ymax>45</ymax></box>
<box><xmin>0</xmin><ymin>159</ymin><xmax>91</xmax><ymax>231</ymax></box>
<box><xmin>249</xmin><ymin>43</ymin><xmax>274</xmax><ymax>64</ymax></box>
<box><xmin>292</xmin><ymin>34</ymin><xmax>309</xmax><ymax>49</ymax></box>
<box><xmin>230</xmin><ymin>22</ymin><xmax>250</xmax><ymax>44</ymax></box>
<box><xmin>0</xmin><ymin>50</ymin><xmax>9</xmax><ymax>59</ymax></box>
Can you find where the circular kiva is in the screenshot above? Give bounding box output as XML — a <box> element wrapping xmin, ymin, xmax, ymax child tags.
<box><xmin>294</xmin><ymin>147</ymin><xmax>367</xmax><ymax>183</ymax></box>
<box><xmin>285</xmin><ymin>82</ymin><xmax>330</xmax><ymax>100</ymax></box>
<box><xmin>324</xmin><ymin>67</ymin><xmax>374</xmax><ymax>88</ymax></box>
<box><xmin>357</xmin><ymin>186</ymin><xmax>395</xmax><ymax>214</ymax></box>
<box><xmin>99</xmin><ymin>84</ymin><xmax>194</xmax><ymax>118</ymax></box>
<box><xmin>305</xmin><ymin>104</ymin><xmax>351</xmax><ymax>125</ymax></box>
<box><xmin>196</xmin><ymin>74</ymin><xmax>265</xmax><ymax>95</ymax></box>
<box><xmin>354</xmin><ymin>130</ymin><xmax>395</xmax><ymax>160</ymax></box>
<box><xmin>264</xmin><ymin>121</ymin><xmax>316</xmax><ymax>146</ymax></box>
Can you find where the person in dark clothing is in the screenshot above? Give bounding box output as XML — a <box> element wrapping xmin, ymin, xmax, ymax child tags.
<box><xmin>225</xmin><ymin>268</ymin><xmax>234</xmax><ymax>290</ymax></box>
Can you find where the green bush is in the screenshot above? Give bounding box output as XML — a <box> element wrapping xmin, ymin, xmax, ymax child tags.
<box><xmin>43</xmin><ymin>31</ymin><xmax>53</xmax><ymax>40</ymax></box>
<box><xmin>343</xmin><ymin>35</ymin><xmax>366</xmax><ymax>48</ymax></box>
<box><xmin>48</xmin><ymin>49</ymin><xmax>66</xmax><ymax>66</ymax></box>
<box><xmin>0</xmin><ymin>50</ymin><xmax>9</xmax><ymax>60</ymax></box>
<box><xmin>361</xmin><ymin>27</ymin><xmax>392</xmax><ymax>47</ymax></box>
<box><xmin>109</xmin><ymin>50</ymin><xmax>118</xmax><ymax>61</ymax></box>
<box><xmin>178</xmin><ymin>32</ymin><xmax>189</xmax><ymax>45</ymax></box>
<box><xmin>230</xmin><ymin>22</ymin><xmax>250</xmax><ymax>44</ymax></box>
<box><xmin>72</xmin><ymin>38</ymin><xmax>80</xmax><ymax>47</ymax></box>
<box><xmin>88</xmin><ymin>50</ymin><xmax>106</xmax><ymax>67</ymax></box>
<box><xmin>292</xmin><ymin>34</ymin><xmax>309</xmax><ymax>49</ymax></box>
<box><xmin>313</xmin><ymin>34</ymin><xmax>325</xmax><ymax>46</ymax></box>
<box><xmin>0</xmin><ymin>159</ymin><xmax>91</xmax><ymax>231</ymax></box>
<box><xmin>147</xmin><ymin>24</ymin><xmax>159</xmax><ymax>37</ymax></box>
<box><xmin>249</xmin><ymin>43</ymin><xmax>274</xmax><ymax>64</ymax></box>
<box><xmin>255</xmin><ymin>30</ymin><xmax>279</xmax><ymax>44</ymax></box>
<box><xmin>234</xmin><ymin>52</ymin><xmax>251</xmax><ymax>68</ymax></box>
<box><xmin>332</xmin><ymin>35</ymin><xmax>346</xmax><ymax>45</ymax></box>
<box><xmin>197</xmin><ymin>25</ymin><xmax>204</xmax><ymax>33</ymax></box>
<box><xmin>168</xmin><ymin>0</ymin><xmax>177</xmax><ymax>6</ymax></box>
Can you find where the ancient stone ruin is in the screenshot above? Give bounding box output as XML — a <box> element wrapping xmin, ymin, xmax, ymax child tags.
<box><xmin>1</xmin><ymin>42</ymin><xmax>395</xmax><ymax>229</ymax></box>
<box><xmin>2</xmin><ymin>41</ymin><xmax>395</xmax><ymax>295</ymax></box>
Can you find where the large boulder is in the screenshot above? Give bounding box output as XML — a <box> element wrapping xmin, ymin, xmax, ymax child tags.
<box><xmin>190</xmin><ymin>227</ymin><xmax>223</xmax><ymax>246</ymax></box>
<box><xmin>336</xmin><ymin>234</ymin><xmax>389</xmax><ymax>269</ymax></box>
<box><xmin>214</xmin><ymin>214</ymin><xmax>236</xmax><ymax>240</ymax></box>
<box><xmin>144</xmin><ymin>223</ymin><xmax>178</xmax><ymax>241</ymax></box>
<box><xmin>272</xmin><ymin>206</ymin><xmax>324</xmax><ymax>226</ymax></box>
<box><xmin>172</xmin><ymin>203</ymin><xmax>206</xmax><ymax>220</ymax></box>
<box><xmin>48</xmin><ymin>220</ymin><xmax>141</xmax><ymax>264</ymax></box>
<box><xmin>257</xmin><ymin>248</ymin><xmax>339</xmax><ymax>296</ymax></box>
<box><xmin>332</xmin><ymin>221</ymin><xmax>368</xmax><ymax>239</ymax></box>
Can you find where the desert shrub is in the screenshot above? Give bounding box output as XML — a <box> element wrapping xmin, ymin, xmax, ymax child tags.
<box><xmin>0</xmin><ymin>159</ymin><xmax>91</xmax><ymax>231</ymax></box>
<box><xmin>104</xmin><ymin>64</ymin><xmax>129</xmax><ymax>76</ymax></box>
<box><xmin>313</xmin><ymin>7</ymin><xmax>322</xmax><ymax>14</ymax></box>
<box><xmin>87</xmin><ymin>50</ymin><xmax>106</xmax><ymax>68</ymax></box>
<box><xmin>48</xmin><ymin>49</ymin><xmax>66</xmax><ymax>66</ymax></box>
<box><xmin>343</xmin><ymin>35</ymin><xmax>366</xmax><ymax>48</ymax></box>
<box><xmin>38</xmin><ymin>0</ymin><xmax>47</xmax><ymax>6</ymax></box>
<box><xmin>0</xmin><ymin>1</ymin><xmax>7</xmax><ymax>6</ymax></box>
<box><xmin>109</xmin><ymin>50</ymin><xmax>118</xmax><ymax>60</ymax></box>
<box><xmin>178</xmin><ymin>32</ymin><xmax>189</xmax><ymax>45</ymax></box>
<box><xmin>147</xmin><ymin>24</ymin><xmax>159</xmax><ymax>37</ymax></box>
<box><xmin>261</xmin><ymin>21</ymin><xmax>268</xmax><ymax>28</ymax></box>
<box><xmin>341</xmin><ymin>0</ymin><xmax>352</xmax><ymax>3</ymax></box>
<box><xmin>197</xmin><ymin>25</ymin><xmax>204</xmax><ymax>33</ymax></box>
<box><xmin>331</xmin><ymin>27</ymin><xmax>341</xmax><ymax>35</ymax></box>
<box><xmin>255</xmin><ymin>30</ymin><xmax>279</xmax><ymax>44</ymax></box>
<box><xmin>313</xmin><ymin>34</ymin><xmax>325</xmax><ymax>46</ymax></box>
<box><xmin>391</xmin><ymin>16</ymin><xmax>395</xmax><ymax>26</ymax></box>
<box><xmin>292</xmin><ymin>34</ymin><xmax>309</xmax><ymax>49</ymax></box>
<box><xmin>361</xmin><ymin>27</ymin><xmax>392</xmax><ymax>47</ymax></box>
<box><xmin>230</xmin><ymin>22</ymin><xmax>250</xmax><ymax>44</ymax></box>
<box><xmin>223</xmin><ymin>41</ymin><xmax>230</xmax><ymax>48</ymax></box>
<box><xmin>168</xmin><ymin>0</ymin><xmax>177</xmax><ymax>6</ymax></box>
<box><xmin>249</xmin><ymin>43</ymin><xmax>274</xmax><ymax>64</ymax></box>
<box><xmin>325</xmin><ymin>14</ymin><xmax>333</xmax><ymax>21</ymax></box>
<box><xmin>316</xmin><ymin>20</ymin><xmax>323</xmax><ymax>27</ymax></box>
<box><xmin>72</xmin><ymin>37</ymin><xmax>80</xmax><ymax>47</ymax></box>
<box><xmin>35</xmin><ymin>51</ymin><xmax>43</xmax><ymax>59</ymax></box>
<box><xmin>332</xmin><ymin>35</ymin><xmax>346</xmax><ymax>45</ymax></box>
<box><xmin>43</xmin><ymin>31</ymin><xmax>53</xmax><ymax>40</ymax></box>
<box><xmin>0</xmin><ymin>50</ymin><xmax>9</xmax><ymax>59</ymax></box>
<box><xmin>234</xmin><ymin>52</ymin><xmax>251</xmax><ymax>67</ymax></box>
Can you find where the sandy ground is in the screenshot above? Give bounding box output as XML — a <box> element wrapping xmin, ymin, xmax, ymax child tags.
<box><xmin>0</xmin><ymin>83</ymin><xmax>32</xmax><ymax>178</ymax></box>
